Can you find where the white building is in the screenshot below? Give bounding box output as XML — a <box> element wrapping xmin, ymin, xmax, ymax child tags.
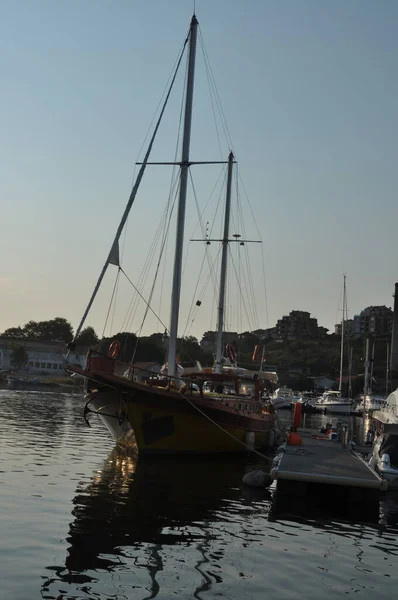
<box><xmin>0</xmin><ymin>337</ymin><xmax>88</xmax><ymax>374</ymax></box>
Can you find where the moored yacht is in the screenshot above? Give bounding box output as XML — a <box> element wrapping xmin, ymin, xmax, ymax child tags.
<box><xmin>368</xmin><ymin>388</ymin><xmax>398</xmax><ymax>488</ymax></box>
<box><xmin>314</xmin><ymin>390</ymin><xmax>353</xmax><ymax>415</ymax></box>
<box><xmin>271</xmin><ymin>386</ymin><xmax>294</xmax><ymax>410</ymax></box>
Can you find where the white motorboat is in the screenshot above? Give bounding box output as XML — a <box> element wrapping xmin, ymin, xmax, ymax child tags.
<box><xmin>354</xmin><ymin>393</ymin><xmax>387</xmax><ymax>415</ymax></box>
<box><xmin>315</xmin><ymin>390</ymin><xmax>352</xmax><ymax>415</ymax></box>
<box><xmin>368</xmin><ymin>389</ymin><xmax>398</xmax><ymax>488</ymax></box>
<box><xmin>271</xmin><ymin>387</ymin><xmax>294</xmax><ymax>410</ymax></box>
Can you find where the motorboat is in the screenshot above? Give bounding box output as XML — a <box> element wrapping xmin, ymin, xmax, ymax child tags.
<box><xmin>271</xmin><ymin>387</ymin><xmax>294</xmax><ymax>410</ymax></box>
<box><xmin>368</xmin><ymin>389</ymin><xmax>398</xmax><ymax>488</ymax></box>
<box><xmin>314</xmin><ymin>390</ymin><xmax>353</xmax><ymax>415</ymax></box>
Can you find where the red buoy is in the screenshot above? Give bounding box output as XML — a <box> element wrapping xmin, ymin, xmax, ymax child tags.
<box><xmin>293</xmin><ymin>401</ymin><xmax>302</xmax><ymax>430</ymax></box>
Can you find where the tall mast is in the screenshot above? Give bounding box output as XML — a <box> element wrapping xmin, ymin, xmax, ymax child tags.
<box><xmin>168</xmin><ymin>15</ymin><xmax>198</xmax><ymax>377</ymax></box>
<box><xmin>215</xmin><ymin>152</ymin><xmax>234</xmax><ymax>373</ymax></box>
<box><xmin>339</xmin><ymin>274</ymin><xmax>346</xmax><ymax>393</ymax></box>
<box><xmin>348</xmin><ymin>346</ymin><xmax>353</xmax><ymax>400</ymax></box>
<box><xmin>369</xmin><ymin>341</ymin><xmax>375</xmax><ymax>393</ymax></box>
<box><xmin>363</xmin><ymin>337</ymin><xmax>370</xmax><ymax>439</ymax></box>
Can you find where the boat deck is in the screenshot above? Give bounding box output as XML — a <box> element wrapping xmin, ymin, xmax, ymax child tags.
<box><xmin>271</xmin><ymin>428</ymin><xmax>388</xmax><ymax>521</ymax></box>
<box><xmin>271</xmin><ymin>428</ymin><xmax>387</xmax><ymax>491</ymax></box>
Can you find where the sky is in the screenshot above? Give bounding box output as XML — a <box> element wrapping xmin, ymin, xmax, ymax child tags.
<box><xmin>1</xmin><ymin>0</ymin><xmax>397</xmax><ymax>341</ymax></box>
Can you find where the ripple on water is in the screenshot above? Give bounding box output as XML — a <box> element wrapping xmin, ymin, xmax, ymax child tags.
<box><xmin>0</xmin><ymin>390</ymin><xmax>397</xmax><ymax>599</ymax></box>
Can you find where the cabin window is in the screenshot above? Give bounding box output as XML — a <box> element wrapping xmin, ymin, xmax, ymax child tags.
<box><xmin>35</xmin><ymin>362</ymin><xmax>40</xmax><ymax>368</ymax></box>
<box><xmin>46</xmin><ymin>363</ymin><xmax>52</xmax><ymax>369</ymax></box>
<box><xmin>28</xmin><ymin>362</ymin><xmax>34</xmax><ymax>367</ymax></box>
<box><xmin>40</xmin><ymin>363</ymin><xmax>45</xmax><ymax>368</ymax></box>
<box><xmin>52</xmin><ymin>364</ymin><xmax>58</xmax><ymax>369</ymax></box>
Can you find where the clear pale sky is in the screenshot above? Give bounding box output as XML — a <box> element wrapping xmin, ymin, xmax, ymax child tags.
<box><xmin>1</xmin><ymin>0</ymin><xmax>397</xmax><ymax>340</ymax></box>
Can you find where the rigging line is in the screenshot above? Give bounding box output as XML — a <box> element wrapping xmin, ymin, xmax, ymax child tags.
<box><xmin>182</xmin><ymin>247</ymin><xmax>209</xmax><ymax>338</ymax></box>
<box><xmin>198</xmin><ymin>32</ymin><xmax>224</xmax><ymax>160</ymax></box>
<box><xmin>228</xmin><ymin>248</ymin><xmax>256</xmax><ymax>332</ymax></box>
<box><xmin>189</xmin><ymin>169</ymin><xmax>225</xmax><ymax>239</ymax></box>
<box><xmin>131</xmin><ymin>184</ymin><xmax>180</xmax><ymax>355</ymax></box>
<box><xmin>237</xmin><ymin>171</ymin><xmax>264</xmax><ymax>243</ymax></box>
<box><xmin>70</xmin><ymin>29</ymin><xmax>190</xmax><ymax>348</ymax></box>
<box><xmin>156</xmin><ymin>52</ymin><xmax>188</xmax><ymax>331</ymax></box>
<box><xmin>127</xmin><ymin>173</ymin><xmax>180</xmax><ymax>334</ymax></box>
<box><xmin>121</xmin><ymin>175</ymin><xmax>180</xmax><ymax>333</ymax></box>
<box><xmin>109</xmin><ymin>266</ymin><xmax>121</xmax><ymax>336</ymax></box>
<box><xmin>183</xmin><ymin>170</ymin><xmax>220</xmax><ymax>297</ymax></box>
<box><xmin>260</xmin><ymin>245</ymin><xmax>269</xmax><ymax>328</ymax></box>
<box><xmin>119</xmin><ymin>267</ymin><xmax>171</xmax><ymax>337</ymax></box>
<box><xmin>198</xmin><ymin>28</ymin><xmax>234</xmax><ymax>151</ymax></box>
<box><xmin>101</xmin><ymin>268</ymin><xmax>121</xmax><ymax>340</ymax></box>
<box><xmin>134</xmin><ymin>31</ymin><xmax>190</xmax><ymax>162</ymax></box>
<box><xmin>126</xmin><ymin>51</ymin><xmax>187</xmax><ymax>337</ymax></box>
<box><xmin>243</xmin><ymin>241</ymin><xmax>260</xmax><ymax>330</ymax></box>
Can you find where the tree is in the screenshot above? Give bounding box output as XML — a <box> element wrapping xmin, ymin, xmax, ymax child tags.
<box><xmin>2</xmin><ymin>318</ymin><xmax>74</xmax><ymax>342</ymax></box>
<box><xmin>2</xmin><ymin>326</ymin><xmax>26</xmax><ymax>338</ymax></box>
<box><xmin>10</xmin><ymin>345</ymin><xmax>29</xmax><ymax>370</ymax></box>
<box><xmin>76</xmin><ymin>326</ymin><xmax>99</xmax><ymax>347</ymax></box>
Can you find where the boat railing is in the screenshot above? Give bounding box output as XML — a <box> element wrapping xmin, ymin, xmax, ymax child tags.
<box><xmin>85</xmin><ymin>349</ymin><xmax>266</xmax><ymax>402</ymax></box>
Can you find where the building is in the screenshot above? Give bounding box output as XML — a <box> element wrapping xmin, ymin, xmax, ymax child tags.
<box><xmin>276</xmin><ymin>311</ymin><xmax>319</xmax><ymax>341</ymax></box>
<box><xmin>0</xmin><ymin>337</ymin><xmax>87</xmax><ymax>374</ymax></box>
<box><xmin>334</xmin><ymin>319</ymin><xmax>354</xmax><ymax>336</ymax></box>
<box><xmin>335</xmin><ymin>306</ymin><xmax>393</xmax><ymax>338</ymax></box>
<box><xmin>251</xmin><ymin>328</ymin><xmax>277</xmax><ymax>340</ymax></box>
<box><xmin>200</xmin><ymin>331</ymin><xmax>238</xmax><ymax>353</ymax></box>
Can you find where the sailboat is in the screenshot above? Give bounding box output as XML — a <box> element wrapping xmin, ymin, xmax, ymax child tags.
<box><xmin>315</xmin><ymin>275</ymin><xmax>352</xmax><ymax>415</ymax></box>
<box><xmin>66</xmin><ymin>15</ymin><xmax>276</xmax><ymax>455</ymax></box>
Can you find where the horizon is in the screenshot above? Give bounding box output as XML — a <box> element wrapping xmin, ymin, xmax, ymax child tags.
<box><xmin>1</xmin><ymin>1</ymin><xmax>397</xmax><ymax>340</ymax></box>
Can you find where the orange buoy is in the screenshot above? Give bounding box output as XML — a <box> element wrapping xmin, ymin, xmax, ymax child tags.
<box><xmin>293</xmin><ymin>401</ymin><xmax>302</xmax><ymax>430</ymax></box>
<box><xmin>287</xmin><ymin>431</ymin><xmax>303</xmax><ymax>446</ymax></box>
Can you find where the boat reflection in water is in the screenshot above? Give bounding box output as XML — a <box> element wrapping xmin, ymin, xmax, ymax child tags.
<box><xmin>41</xmin><ymin>449</ymin><xmax>271</xmax><ymax>599</ymax></box>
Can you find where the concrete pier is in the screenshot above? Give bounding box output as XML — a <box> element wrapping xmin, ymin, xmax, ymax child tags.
<box><xmin>271</xmin><ymin>428</ymin><xmax>388</xmax><ymax>520</ymax></box>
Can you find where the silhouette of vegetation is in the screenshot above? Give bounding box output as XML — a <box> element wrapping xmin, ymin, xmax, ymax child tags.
<box><xmin>10</xmin><ymin>345</ymin><xmax>29</xmax><ymax>370</ymax></box>
<box><xmin>76</xmin><ymin>326</ymin><xmax>99</xmax><ymax>347</ymax></box>
<box><xmin>2</xmin><ymin>318</ymin><xmax>73</xmax><ymax>342</ymax></box>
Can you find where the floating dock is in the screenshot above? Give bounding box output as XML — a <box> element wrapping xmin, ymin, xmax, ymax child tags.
<box><xmin>271</xmin><ymin>428</ymin><xmax>388</xmax><ymax>520</ymax></box>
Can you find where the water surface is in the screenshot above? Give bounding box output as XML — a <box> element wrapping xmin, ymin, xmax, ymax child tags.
<box><xmin>0</xmin><ymin>391</ymin><xmax>397</xmax><ymax>599</ymax></box>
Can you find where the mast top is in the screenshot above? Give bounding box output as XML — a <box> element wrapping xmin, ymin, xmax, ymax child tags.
<box><xmin>191</xmin><ymin>14</ymin><xmax>198</xmax><ymax>26</ymax></box>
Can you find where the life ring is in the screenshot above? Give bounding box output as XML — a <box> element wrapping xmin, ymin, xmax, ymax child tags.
<box><xmin>108</xmin><ymin>340</ymin><xmax>121</xmax><ymax>359</ymax></box>
<box><xmin>226</xmin><ymin>343</ymin><xmax>236</xmax><ymax>364</ymax></box>
<box><xmin>252</xmin><ymin>344</ymin><xmax>259</xmax><ymax>362</ymax></box>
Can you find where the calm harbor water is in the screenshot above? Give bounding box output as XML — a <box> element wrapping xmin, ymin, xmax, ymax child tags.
<box><xmin>0</xmin><ymin>391</ymin><xmax>397</xmax><ymax>600</ymax></box>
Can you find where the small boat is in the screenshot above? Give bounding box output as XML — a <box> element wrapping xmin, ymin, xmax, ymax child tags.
<box><xmin>271</xmin><ymin>387</ymin><xmax>294</xmax><ymax>410</ymax></box>
<box><xmin>354</xmin><ymin>393</ymin><xmax>387</xmax><ymax>415</ymax></box>
<box><xmin>368</xmin><ymin>389</ymin><xmax>398</xmax><ymax>488</ymax></box>
<box><xmin>314</xmin><ymin>275</ymin><xmax>352</xmax><ymax>415</ymax></box>
<box><xmin>66</xmin><ymin>14</ymin><xmax>276</xmax><ymax>455</ymax></box>
<box><xmin>314</xmin><ymin>390</ymin><xmax>353</xmax><ymax>415</ymax></box>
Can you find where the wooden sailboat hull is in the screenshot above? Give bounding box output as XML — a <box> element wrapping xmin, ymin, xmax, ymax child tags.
<box><xmin>85</xmin><ymin>375</ymin><xmax>274</xmax><ymax>455</ymax></box>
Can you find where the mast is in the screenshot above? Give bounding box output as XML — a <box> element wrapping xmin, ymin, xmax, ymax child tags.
<box><xmin>369</xmin><ymin>341</ymin><xmax>375</xmax><ymax>393</ymax></box>
<box><xmin>339</xmin><ymin>274</ymin><xmax>346</xmax><ymax>394</ymax></box>
<box><xmin>363</xmin><ymin>337</ymin><xmax>370</xmax><ymax>439</ymax></box>
<box><xmin>348</xmin><ymin>346</ymin><xmax>353</xmax><ymax>400</ymax></box>
<box><xmin>168</xmin><ymin>15</ymin><xmax>198</xmax><ymax>377</ymax></box>
<box><xmin>386</xmin><ymin>343</ymin><xmax>390</xmax><ymax>396</ymax></box>
<box><xmin>215</xmin><ymin>152</ymin><xmax>234</xmax><ymax>373</ymax></box>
